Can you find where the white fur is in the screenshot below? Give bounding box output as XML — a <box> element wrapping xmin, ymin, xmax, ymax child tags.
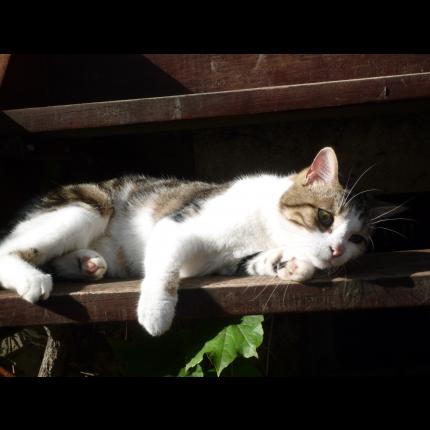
<box><xmin>0</xmin><ymin>254</ymin><xmax>52</xmax><ymax>303</ymax></box>
<box><xmin>0</xmin><ymin>205</ymin><xmax>107</xmax><ymax>301</ymax></box>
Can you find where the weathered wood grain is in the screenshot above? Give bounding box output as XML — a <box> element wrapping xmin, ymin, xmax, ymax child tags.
<box><xmin>1</xmin><ymin>249</ymin><xmax>430</xmax><ymax>327</ymax></box>
<box><xmin>4</xmin><ymin>72</ymin><xmax>430</xmax><ymax>134</ymax></box>
<box><xmin>0</xmin><ymin>54</ymin><xmax>10</xmax><ymax>87</ymax></box>
<box><xmin>3</xmin><ymin>55</ymin><xmax>430</xmax><ymax>110</ymax></box>
<box><xmin>144</xmin><ymin>54</ymin><xmax>430</xmax><ymax>93</ymax></box>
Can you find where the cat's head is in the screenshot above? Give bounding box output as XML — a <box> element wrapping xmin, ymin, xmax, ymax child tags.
<box><xmin>279</xmin><ymin>147</ymin><xmax>398</xmax><ymax>270</ymax></box>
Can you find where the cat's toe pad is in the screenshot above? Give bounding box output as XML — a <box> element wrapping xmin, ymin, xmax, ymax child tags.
<box><xmin>80</xmin><ymin>255</ymin><xmax>107</xmax><ymax>280</ymax></box>
<box><xmin>17</xmin><ymin>273</ymin><xmax>53</xmax><ymax>303</ymax></box>
<box><xmin>277</xmin><ymin>257</ymin><xmax>315</xmax><ymax>282</ymax></box>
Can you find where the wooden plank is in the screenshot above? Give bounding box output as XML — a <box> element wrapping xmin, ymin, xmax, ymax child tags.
<box><xmin>0</xmin><ymin>54</ymin><xmax>10</xmax><ymax>87</ymax></box>
<box><xmin>2</xmin><ymin>55</ymin><xmax>430</xmax><ymax>110</ymax></box>
<box><xmin>0</xmin><ymin>55</ymin><xmax>191</xmax><ymax>110</ymax></box>
<box><xmin>144</xmin><ymin>54</ymin><xmax>430</xmax><ymax>93</ymax></box>
<box><xmin>1</xmin><ymin>249</ymin><xmax>430</xmax><ymax>327</ymax></box>
<box><xmin>4</xmin><ymin>72</ymin><xmax>430</xmax><ymax>134</ymax></box>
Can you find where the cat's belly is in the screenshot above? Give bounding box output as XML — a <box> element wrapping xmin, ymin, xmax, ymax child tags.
<box><xmin>179</xmin><ymin>244</ymin><xmax>266</xmax><ymax>278</ymax></box>
<box><xmin>92</xmin><ymin>208</ymin><xmax>154</xmax><ymax>278</ymax></box>
<box><xmin>179</xmin><ymin>250</ymin><xmax>225</xmax><ymax>278</ymax></box>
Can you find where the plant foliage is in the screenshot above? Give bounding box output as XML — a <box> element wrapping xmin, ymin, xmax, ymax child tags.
<box><xmin>181</xmin><ymin>315</ymin><xmax>264</xmax><ymax>376</ymax></box>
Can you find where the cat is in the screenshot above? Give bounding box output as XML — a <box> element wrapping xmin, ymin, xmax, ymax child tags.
<box><xmin>0</xmin><ymin>147</ymin><xmax>393</xmax><ymax>336</ymax></box>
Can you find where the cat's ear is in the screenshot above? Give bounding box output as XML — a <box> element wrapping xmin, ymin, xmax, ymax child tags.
<box><xmin>305</xmin><ymin>147</ymin><xmax>339</xmax><ymax>185</ymax></box>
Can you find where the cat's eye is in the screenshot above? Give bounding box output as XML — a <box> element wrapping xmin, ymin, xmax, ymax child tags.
<box><xmin>349</xmin><ymin>234</ymin><xmax>366</xmax><ymax>244</ymax></box>
<box><xmin>317</xmin><ymin>209</ymin><xmax>334</xmax><ymax>229</ymax></box>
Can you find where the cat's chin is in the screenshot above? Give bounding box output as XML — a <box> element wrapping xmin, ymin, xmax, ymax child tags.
<box><xmin>316</xmin><ymin>254</ymin><xmax>361</xmax><ymax>271</ymax></box>
<box><xmin>311</xmin><ymin>257</ymin><xmax>345</xmax><ymax>271</ymax></box>
<box><xmin>313</xmin><ymin>261</ymin><xmax>332</xmax><ymax>270</ymax></box>
<box><xmin>305</xmin><ymin>255</ymin><xmax>332</xmax><ymax>271</ymax></box>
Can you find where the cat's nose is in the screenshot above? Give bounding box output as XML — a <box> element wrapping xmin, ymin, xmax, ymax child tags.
<box><xmin>331</xmin><ymin>244</ymin><xmax>344</xmax><ymax>258</ymax></box>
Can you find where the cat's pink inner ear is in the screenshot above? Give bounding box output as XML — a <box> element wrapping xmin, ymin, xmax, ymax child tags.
<box><xmin>305</xmin><ymin>147</ymin><xmax>339</xmax><ymax>185</ymax></box>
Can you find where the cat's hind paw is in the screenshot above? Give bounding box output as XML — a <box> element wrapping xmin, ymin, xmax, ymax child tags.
<box><xmin>50</xmin><ymin>249</ymin><xmax>108</xmax><ymax>281</ymax></box>
<box><xmin>79</xmin><ymin>253</ymin><xmax>107</xmax><ymax>281</ymax></box>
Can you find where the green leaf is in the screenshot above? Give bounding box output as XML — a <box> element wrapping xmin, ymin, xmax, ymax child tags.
<box><xmin>183</xmin><ymin>315</ymin><xmax>264</xmax><ymax>376</ymax></box>
<box><xmin>178</xmin><ymin>363</ymin><xmax>204</xmax><ymax>377</ymax></box>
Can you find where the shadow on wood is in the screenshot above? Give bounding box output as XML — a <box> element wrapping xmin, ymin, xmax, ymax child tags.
<box><xmin>1</xmin><ymin>249</ymin><xmax>430</xmax><ymax>328</ymax></box>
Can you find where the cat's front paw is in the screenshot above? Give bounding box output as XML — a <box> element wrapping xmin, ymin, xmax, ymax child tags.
<box><xmin>17</xmin><ymin>272</ymin><xmax>53</xmax><ymax>303</ymax></box>
<box><xmin>137</xmin><ymin>281</ymin><xmax>178</xmax><ymax>336</ymax></box>
<box><xmin>277</xmin><ymin>257</ymin><xmax>315</xmax><ymax>283</ymax></box>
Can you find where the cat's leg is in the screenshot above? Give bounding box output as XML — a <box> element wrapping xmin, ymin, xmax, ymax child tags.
<box><xmin>0</xmin><ymin>255</ymin><xmax>53</xmax><ymax>303</ymax></box>
<box><xmin>137</xmin><ymin>218</ymin><xmax>205</xmax><ymax>337</ymax></box>
<box><xmin>0</xmin><ymin>205</ymin><xmax>109</xmax><ymax>302</ymax></box>
<box><xmin>240</xmin><ymin>248</ymin><xmax>315</xmax><ymax>282</ymax></box>
<box><xmin>50</xmin><ymin>249</ymin><xmax>108</xmax><ymax>281</ymax></box>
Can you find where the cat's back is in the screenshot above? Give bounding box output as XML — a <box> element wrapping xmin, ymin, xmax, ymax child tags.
<box><xmin>101</xmin><ymin>174</ymin><xmax>227</xmax><ymax>219</ymax></box>
<box><xmin>31</xmin><ymin>173</ymin><xmax>287</xmax><ymax>223</ymax></box>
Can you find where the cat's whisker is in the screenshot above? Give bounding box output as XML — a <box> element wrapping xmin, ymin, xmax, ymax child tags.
<box><xmin>369</xmin><ymin>217</ymin><xmax>415</xmax><ymax>225</ymax></box>
<box><xmin>263</xmin><ymin>281</ymin><xmax>281</xmax><ymax>310</ymax></box>
<box><xmin>282</xmin><ymin>279</ymin><xmax>292</xmax><ymax>307</ymax></box>
<box><xmin>344</xmin><ymin>188</ymin><xmax>381</xmax><ymax>208</ymax></box>
<box><xmin>340</xmin><ymin>185</ymin><xmax>349</xmax><ymax>209</ymax></box>
<box><xmin>341</xmin><ymin>164</ymin><xmax>378</xmax><ymax>209</ymax></box>
<box><xmin>370</xmin><ymin>197</ymin><xmax>414</xmax><ymax>221</ymax></box>
<box><xmin>341</xmin><ymin>263</ymin><xmax>348</xmax><ymax>299</ymax></box>
<box><xmin>339</xmin><ymin>168</ymin><xmax>354</xmax><ymax>208</ymax></box>
<box><xmin>373</xmin><ymin>226</ymin><xmax>408</xmax><ymax>240</ymax></box>
<box><xmin>251</xmin><ymin>275</ymin><xmax>277</xmax><ymax>302</ymax></box>
<box><xmin>250</xmin><ymin>283</ymin><xmax>269</xmax><ymax>302</ymax></box>
<box><xmin>344</xmin><ymin>169</ymin><xmax>353</xmax><ymax>190</ymax></box>
<box><xmin>241</xmin><ymin>282</ymin><xmax>253</xmax><ymax>296</ymax></box>
<box><xmin>368</xmin><ymin>235</ymin><xmax>375</xmax><ymax>251</ymax></box>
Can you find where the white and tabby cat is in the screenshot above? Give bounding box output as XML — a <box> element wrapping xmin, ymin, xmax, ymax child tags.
<box><xmin>0</xmin><ymin>147</ymin><xmax>389</xmax><ymax>336</ymax></box>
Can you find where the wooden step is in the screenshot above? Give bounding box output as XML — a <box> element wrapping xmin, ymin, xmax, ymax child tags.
<box><xmin>3</xmin><ymin>72</ymin><xmax>430</xmax><ymax>136</ymax></box>
<box><xmin>1</xmin><ymin>249</ymin><xmax>430</xmax><ymax>327</ymax></box>
<box><xmin>0</xmin><ymin>54</ymin><xmax>10</xmax><ymax>87</ymax></box>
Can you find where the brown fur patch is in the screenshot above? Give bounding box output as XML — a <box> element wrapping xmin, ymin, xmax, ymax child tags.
<box><xmin>102</xmin><ymin>175</ymin><xmax>146</xmax><ymax>192</ymax></box>
<box><xmin>100</xmin><ymin>175</ymin><xmax>229</xmax><ymax>223</ymax></box>
<box><xmin>166</xmin><ymin>285</ymin><xmax>177</xmax><ymax>297</ymax></box>
<box><xmin>280</xmin><ymin>167</ymin><xmax>346</xmax><ymax>230</ymax></box>
<box><xmin>13</xmin><ymin>248</ymin><xmax>40</xmax><ymax>265</ymax></box>
<box><xmin>38</xmin><ymin>183</ymin><xmax>114</xmax><ymax>217</ymax></box>
<box><xmin>116</xmin><ymin>246</ymin><xmax>129</xmax><ymax>275</ymax></box>
<box><xmin>149</xmin><ymin>181</ymin><xmax>229</xmax><ymax>222</ymax></box>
